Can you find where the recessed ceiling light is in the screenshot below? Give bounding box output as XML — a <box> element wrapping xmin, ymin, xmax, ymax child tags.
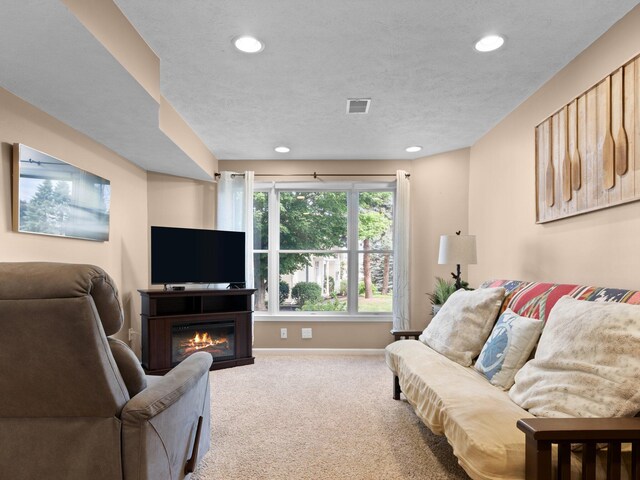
<box><xmin>475</xmin><ymin>35</ymin><xmax>504</xmax><ymax>52</ymax></box>
<box><xmin>233</xmin><ymin>36</ymin><xmax>264</xmax><ymax>53</ymax></box>
<box><xmin>405</xmin><ymin>146</ymin><xmax>422</xmax><ymax>153</ymax></box>
<box><xmin>274</xmin><ymin>146</ymin><xmax>290</xmax><ymax>153</ymax></box>
<box><xmin>296</xmin><ymin>195</ymin><xmax>305</xmax><ymax>200</ymax></box>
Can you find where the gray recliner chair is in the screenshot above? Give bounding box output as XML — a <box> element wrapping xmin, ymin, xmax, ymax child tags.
<box><xmin>0</xmin><ymin>262</ymin><xmax>212</xmax><ymax>480</ymax></box>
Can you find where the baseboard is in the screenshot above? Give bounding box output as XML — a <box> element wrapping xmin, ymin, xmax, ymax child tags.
<box><xmin>253</xmin><ymin>348</ymin><xmax>385</xmax><ymax>356</ymax></box>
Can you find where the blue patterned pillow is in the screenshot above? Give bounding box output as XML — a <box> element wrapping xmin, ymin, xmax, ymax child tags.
<box><xmin>475</xmin><ymin>308</ymin><xmax>543</xmax><ymax>389</ymax></box>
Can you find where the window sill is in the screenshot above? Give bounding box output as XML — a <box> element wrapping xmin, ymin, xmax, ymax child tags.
<box><xmin>254</xmin><ymin>314</ymin><xmax>393</xmax><ymax>323</ymax></box>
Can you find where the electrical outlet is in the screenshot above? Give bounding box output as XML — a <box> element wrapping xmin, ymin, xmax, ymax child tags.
<box><xmin>128</xmin><ymin>328</ymin><xmax>135</xmax><ymax>341</ymax></box>
<box><xmin>301</xmin><ymin>327</ymin><xmax>312</xmax><ymax>339</ymax></box>
<box><xmin>280</xmin><ymin>328</ymin><xmax>287</xmax><ymax>339</ymax></box>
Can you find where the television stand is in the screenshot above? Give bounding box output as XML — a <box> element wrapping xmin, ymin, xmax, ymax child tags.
<box><xmin>139</xmin><ymin>288</ymin><xmax>256</xmax><ymax>374</ymax></box>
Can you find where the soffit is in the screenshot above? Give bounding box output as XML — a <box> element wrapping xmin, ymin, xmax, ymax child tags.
<box><xmin>0</xmin><ymin>1</ymin><xmax>212</xmax><ymax>181</ymax></box>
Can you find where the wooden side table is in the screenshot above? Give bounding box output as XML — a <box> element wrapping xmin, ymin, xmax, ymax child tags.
<box><xmin>390</xmin><ymin>329</ymin><xmax>423</xmax><ymax>341</ymax></box>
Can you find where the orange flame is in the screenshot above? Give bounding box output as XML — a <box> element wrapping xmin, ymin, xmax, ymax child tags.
<box><xmin>188</xmin><ymin>331</ymin><xmax>227</xmax><ymax>350</ymax></box>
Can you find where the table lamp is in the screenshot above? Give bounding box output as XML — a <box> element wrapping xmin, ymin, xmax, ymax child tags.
<box><xmin>438</xmin><ymin>231</ymin><xmax>477</xmax><ymax>290</ymax></box>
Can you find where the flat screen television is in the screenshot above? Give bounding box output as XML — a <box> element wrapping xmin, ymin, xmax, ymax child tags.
<box><xmin>151</xmin><ymin>226</ymin><xmax>245</xmax><ymax>286</ymax></box>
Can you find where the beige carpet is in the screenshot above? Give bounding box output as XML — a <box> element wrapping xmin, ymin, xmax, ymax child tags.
<box><xmin>192</xmin><ymin>354</ymin><xmax>471</xmax><ymax>480</ymax></box>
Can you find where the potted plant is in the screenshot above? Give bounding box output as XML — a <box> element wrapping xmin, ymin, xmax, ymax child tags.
<box><xmin>427</xmin><ymin>277</ymin><xmax>456</xmax><ymax>315</ymax></box>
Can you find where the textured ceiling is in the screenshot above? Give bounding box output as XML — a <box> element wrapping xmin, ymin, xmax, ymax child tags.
<box><xmin>116</xmin><ymin>0</ymin><xmax>639</xmax><ymax>161</ymax></box>
<box><xmin>0</xmin><ymin>1</ymin><xmax>638</xmax><ymax>177</ymax></box>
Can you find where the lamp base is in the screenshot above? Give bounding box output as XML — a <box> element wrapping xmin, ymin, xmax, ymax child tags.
<box><xmin>453</xmin><ymin>264</ymin><xmax>463</xmax><ymax>290</ymax></box>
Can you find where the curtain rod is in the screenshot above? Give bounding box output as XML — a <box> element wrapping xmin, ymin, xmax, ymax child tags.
<box><xmin>214</xmin><ymin>172</ymin><xmax>410</xmax><ymax>179</ymax></box>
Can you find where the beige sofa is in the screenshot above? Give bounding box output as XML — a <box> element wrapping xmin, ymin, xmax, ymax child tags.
<box><xmin>387</xmin><ymin>338</ymin><xmax>538</xmax><ymax>479</ymax></box>
<box><xmin>386</xmin><ymin>279</ymin><xmax>640</xmax><ymax>480</ymax></box>
<box><xmin>0</xmin><ymin>263</ymin><xmax>212</xmax><ymax>480</ymax></box>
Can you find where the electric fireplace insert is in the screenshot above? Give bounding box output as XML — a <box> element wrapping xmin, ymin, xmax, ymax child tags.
<box><xmin>171</xmin><ymin>322</ymin><xmax>235</xmax><ymax>366</ymax></box>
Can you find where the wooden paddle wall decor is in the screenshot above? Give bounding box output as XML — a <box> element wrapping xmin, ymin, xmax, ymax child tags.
<box><xmin>536</xmin><ymin>55</ymin><xmax>640</xmax><ymax>223</ymax></box>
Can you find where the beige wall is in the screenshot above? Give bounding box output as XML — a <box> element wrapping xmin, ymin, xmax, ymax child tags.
<box><xmin>0</xmin><ymin>87</ymin><xmax>149</xmax><ymax>352</ymax></box>
<box><xmin>221</xmin><ymin>153</ymin><xmax>470</xmax><ymax>347</ymax></box>
<box><xmin>147</xmin><ymin>172</ymin><xmax>216</xmax><ymax>231</ymax></box>
<box><xmin>469</xmin><ymin>6</ymin><xmax>640</xmax><ymax>290</ymax></box>
<box><xmin>410</xmin><ymin>148</ymin><xmax>470</xmax><ymax>328</ymax></box>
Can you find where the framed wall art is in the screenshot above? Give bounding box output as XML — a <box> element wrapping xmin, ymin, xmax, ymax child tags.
<box><xmin>535</xmin><ymin>54</ymin><xmax>640</xmax><ymax>223</ymax></box>
<box><xmin>12</xmin><ymin>144</ymin><xmax>111</xmax><ymax>241</ymax></box>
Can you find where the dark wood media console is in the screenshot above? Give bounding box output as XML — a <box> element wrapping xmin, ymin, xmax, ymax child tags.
<box><xmin>139</xmin><ymin>288</ymin><xmax>256</xmax><ymax>375</ymax></box>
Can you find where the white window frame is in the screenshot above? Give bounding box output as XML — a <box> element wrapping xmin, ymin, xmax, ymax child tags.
<box><xmin>253</xmin><ymin>181</ymin><xmax>395</xmax><ymax>322</ymax></box>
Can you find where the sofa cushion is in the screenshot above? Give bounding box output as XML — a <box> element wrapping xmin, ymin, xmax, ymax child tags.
<box><xmin>419</xmin><ymin>287</ymin><xmax>505</xmax><ymax>367</ymax></box>
<box><xmin>509</xmin><ymin>296</ymin><xmax>640</xmax><ymax>418</ymax></box>
<box><xmin>386</xmin><ymin>340</ymin><xmax>533</xmax><ymax>480</ymax></box>
<box><xmin>474</xmin><ymin>309</ymin><xmax>543</xmax><ymax>390</ymax></box>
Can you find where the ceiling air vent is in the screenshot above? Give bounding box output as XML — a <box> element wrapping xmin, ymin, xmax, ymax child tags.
<box><xmin>346</xmin><ymin>98</ymin><xmax>371</xmax><ymax>114</ymax></box>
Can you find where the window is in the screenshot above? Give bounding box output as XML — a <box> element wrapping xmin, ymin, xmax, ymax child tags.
<box><xmin>253</xmin><ymin>183</ymin><xmax>394</xmax><ymax>317</ymax></box>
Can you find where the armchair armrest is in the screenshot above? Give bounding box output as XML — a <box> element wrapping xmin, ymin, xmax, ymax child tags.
<box><xmin>120</xmin><ymin>352</ymin><xmax>212</xmax><ymax>480</ymax></box>
<box><xmin>390</xmin><ymin>329</ymin><xmax>423</xmax><ymax>341</ymax></box>
<box><xmin>517</xmin><ymin>417</ymin><xmax>640</xmax><ymax>480</ymax></box>
<box><xmin>122</xmin><ymin>352</ymin><xmax>212</xmax><ymax>420</ymax></box>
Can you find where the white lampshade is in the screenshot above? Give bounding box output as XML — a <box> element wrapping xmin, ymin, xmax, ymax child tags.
<box><xmin>438</xmin><ymin>235</ymin><xmax>477</xmax><ymax>265</ymax></box>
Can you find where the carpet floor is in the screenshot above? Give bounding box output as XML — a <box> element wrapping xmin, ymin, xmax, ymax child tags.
<box><xmin>192</xmin><ymin>354</ymin><xmax>470</xmax><ymax>480</ymax></box>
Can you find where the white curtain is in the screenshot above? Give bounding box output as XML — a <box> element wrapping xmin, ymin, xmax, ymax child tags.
<box><xmin>216</xmin><ymin>171</ymin><xmax>254</xmax><ymax>291</ymax></box>
<box><xmin>392</xmin><ymin>170</ymin><xmax>410</xmax><ymax>330</ymax></box>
